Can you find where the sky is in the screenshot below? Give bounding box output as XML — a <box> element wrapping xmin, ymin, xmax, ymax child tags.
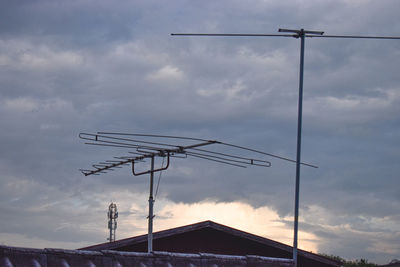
<box><xmin>1</xmin><ymin>0</ymin><xmax>400</xmax><ymax>264</ymax></box>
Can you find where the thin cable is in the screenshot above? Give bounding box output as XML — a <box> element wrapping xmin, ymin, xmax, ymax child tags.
<box><xmin>154</xmin><ymin>156</ymin><xmax>165</xmax><ymax>200</ymax></box>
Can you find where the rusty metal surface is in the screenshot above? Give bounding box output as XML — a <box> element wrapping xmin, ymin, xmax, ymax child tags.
<box><xmin>0</xmin><ymin>245</ymin><xmax>294</xmax><ymax>267</ymax></box>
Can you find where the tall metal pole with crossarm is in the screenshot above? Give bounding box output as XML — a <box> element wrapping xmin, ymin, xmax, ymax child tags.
<box><xmin>171</xmin><ymin>28</ymin><xmax>400</xmax><ymax>267</ymax></box>
<box><xmin>171</xmin><ymin>28</ymin><xmax>324</xmax><ymax>267</ymax></box>
<box><xmin>279</xmin><ymin>28</ymin><xmax>323</xmax><ymax>265</ymax></box>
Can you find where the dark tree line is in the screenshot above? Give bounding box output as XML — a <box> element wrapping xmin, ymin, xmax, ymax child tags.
<box><xmin>320</xmin><ymin>254</ymin><xmax>377</xmax><ymax>267</ymax></box>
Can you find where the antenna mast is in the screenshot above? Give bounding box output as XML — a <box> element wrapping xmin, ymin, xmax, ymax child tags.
<box><xmin>79</xmin><ymin>132</ymin><xmax>310</xmax><ymax>252</ymax></box>
<box><xmin>107</xmin><ymin>202</ymin><xmax>118</xmax><ymax>242</ymax></box>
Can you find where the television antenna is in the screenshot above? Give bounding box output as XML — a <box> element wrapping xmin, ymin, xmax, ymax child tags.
<box><xmin>79</xmin><ymin>132</ymin><xmax>316</xmax><ymax>253</ymax></box>
<box><xmin>171</xmin><ymin>29</ymin><xmax>400</xmax><ymax>267</ymax></box>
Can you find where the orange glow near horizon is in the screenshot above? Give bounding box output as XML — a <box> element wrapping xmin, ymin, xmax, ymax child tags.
<box><xmin>143</xmin><ymin>200</ymin><xmax>319</xmax><ymax>253</ymax></box>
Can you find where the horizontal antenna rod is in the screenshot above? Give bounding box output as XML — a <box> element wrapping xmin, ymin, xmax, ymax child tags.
<box><xmin>82</xmin><ymin>145</ymin><xmax>270</xmax><ymax>174</ymax></box>
<box><xmin>186</xmin><ymin>152</ymin><xmax>247</xmax><ymax>168</ymax></box>
<box><xmin>80</xmin><ymin>133</ymin><xmax>181</xmax><ymax>149</ymax></box>
<box><xmin>278</xmin><ymin>28</ymin><xmax>324</xmax><ymax>35</ymax></box>
<box><xmin>191</xmin><ymin>147</ymin><xmax>270</xmax><ymax>164</ymax></box>
<box><xmin>80</xmin><ymin>134</ymin><xmax>227</xmax><ymax>176</ymax></box>
<box><xmin>308</xmin><ymin>35</ymin><xmax>400</xmax><ymax>39</ymax></box>
<box><xmin>81</xmin><ymin>158</ymin><xmax>132</xmax><ymax>176</ymax></box>
<box><xmin>95</xmin><ymin>132</ymin><xmax>316</xmax><ymax>168</ymax></box>
<box><xmin>98</xmin><ymin>132</ymin><xmax>215</xmax><ymax>143</ymax></box>
<box><xmin>171</xmin><ymin>33</ymin><xmax>295</xmax><ymax>37</ymax></box>
<box><xmin>171</xmin><ymin>32</ymin><xmax>400</xmax><ymax>39</ymax></box>
<box><xmin>186</xmin><ymin>151</ymin><xmax>270</xmax><ymax>167</ymax></box>
<box><xmin>220</xmin><ymin>141</ymin><xmax>317</xmax><ymax>168</ymax></box>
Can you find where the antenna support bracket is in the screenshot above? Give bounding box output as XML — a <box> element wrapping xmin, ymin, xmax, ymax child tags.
<box><xmin>132</xmin><ymin>152</ymin><xmax>170</xmax><ymax>176</ymax></box>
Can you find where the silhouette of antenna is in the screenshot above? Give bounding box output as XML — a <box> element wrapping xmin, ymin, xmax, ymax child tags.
<box><xmin>107</xmin><ymin>202</ymin><xmax>118</xmax><ymax>242</ymax></box>
<box><xmin>79</xmin><ymin>132</ymin><xmax>316</xmax><ymax>252</ymax></box>
<box><xmin>171</xmin><ymin>28</ymin><xmax>400</xmax><ymax>267</ymax></box>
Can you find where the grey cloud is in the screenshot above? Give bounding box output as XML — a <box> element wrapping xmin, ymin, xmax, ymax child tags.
<box><xmin>1</xmin><ymin>0</ymin><xmax>400</xmax><ymax>264</ymax></box>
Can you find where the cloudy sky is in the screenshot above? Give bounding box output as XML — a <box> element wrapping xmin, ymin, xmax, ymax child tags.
<box><xmin>1</xmin><ymin>0</ymin><xmax>400</xmax><ymax>264</ymax></box>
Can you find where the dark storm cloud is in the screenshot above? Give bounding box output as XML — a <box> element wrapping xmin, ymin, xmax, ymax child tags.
<box><xmin>1</xmin><ymin>0</ymin><xmax>399</xmax><ymax>264</ymax></box>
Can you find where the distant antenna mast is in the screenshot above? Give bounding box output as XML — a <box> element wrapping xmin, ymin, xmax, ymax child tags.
<box><xmin>79</xmin><ymin>132</ymin><xmax>316</xmax><ymax>253</ymax></box>
<box><xmin>107</xmin><ymin>202</ymin><xmax>118</xmax><ymax>242</ymax></box>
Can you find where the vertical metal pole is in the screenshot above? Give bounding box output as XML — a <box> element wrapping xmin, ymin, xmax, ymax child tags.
<box><xmin>293</xmin><ymin>29</ymin><xmax>305</xmax><ymax>267</ymax></box>
<box><xmin>108</xmin><ymin>203</ymin><xmax>112</xmax><ymax>242</ymax></box>
<box><xmin>109</xmin><ymin>224</ymin><xmax>112</xmax><ymax>242</ymax></box>
<box><xmin>148</xmin><ymin>155</ymin><xmax>155</xmax><ymax>253</ymax></box>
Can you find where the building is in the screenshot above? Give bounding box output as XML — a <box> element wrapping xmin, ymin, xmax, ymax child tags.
<box><xmin>0</xmin><ymin>220</ymin><xmax>341</xmax><ymax>266</ymax></box>
<box><xmin>380</xmin><ymin>259</ymin><xmax>400</xmax><ymax>267</ymax></box>
<box><xmin>82</xmin><ymin>220</ymin><xmax>340</xmax><ymax>267</ymax></box>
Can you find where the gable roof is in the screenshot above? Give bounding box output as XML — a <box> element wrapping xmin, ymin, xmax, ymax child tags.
<box><xmin>81</xmin><ymin>220</ymin><xmax>340</xmax><ymax>267</ymax></box>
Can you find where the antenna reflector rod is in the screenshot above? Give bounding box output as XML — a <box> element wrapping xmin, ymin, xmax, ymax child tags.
<box><xmin>279</xmin><ymin>28</ymin><xmax>324</xmax><ymax>35</ymax></box>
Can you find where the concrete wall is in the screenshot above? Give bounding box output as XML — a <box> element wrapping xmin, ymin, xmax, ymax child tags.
<box><xmin>0</xmin><ymin>245</ymin><xmax>294</xmax><ymax>267</ymax></box>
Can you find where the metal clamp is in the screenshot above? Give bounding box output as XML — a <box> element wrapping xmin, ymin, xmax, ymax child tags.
<box><xmin>132</xmin><ymin>152</ymin><xmax>170</xmax><ymax>176</ymax></box>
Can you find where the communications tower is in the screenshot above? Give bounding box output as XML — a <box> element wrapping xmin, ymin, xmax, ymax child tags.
<box><xmin>107</xmin><ymin>202</ymin><xmax>118</xmax><ymax>242</ymax></box>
